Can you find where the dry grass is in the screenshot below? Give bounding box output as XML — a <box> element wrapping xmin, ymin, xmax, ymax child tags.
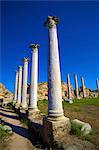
<box><xmin>38</xmin><ymin>98</ymin><xmax>99</xmax><ymax>146</ymax></box>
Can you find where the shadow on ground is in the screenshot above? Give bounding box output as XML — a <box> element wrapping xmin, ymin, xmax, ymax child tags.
<box><xmin>1</xmin><ymin>108</ymin><xmax>45</xmax><ymax>149</ymax></box>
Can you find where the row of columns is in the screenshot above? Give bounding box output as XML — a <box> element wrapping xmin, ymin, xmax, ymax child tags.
<box><xmin>13</xmin><ymin>16</ymin><xmax>66</xmax><ymax>119</ymax></box>
<box><xmin>14</xmin><ymin>46</ymin><xmax>39</xmax><ymax>112</ymax></box>
<box><xmin>67</xmin><ymin>74</ymin><xmax>99</xmax><ymax>99</ymax></box>
<box><xmin>13</xmin><ymin>16</ymin><xmax>99</xmax><ymax>144</ymax></box>
<box><xmin>13</xmin><ymin>16</ymin><xmax>99</xmax><ymax>117</ymax></box>
<box><xmin>67</xmin><ymin>74</ymin><xmax>86</xmax><ymax>99</ymax></box>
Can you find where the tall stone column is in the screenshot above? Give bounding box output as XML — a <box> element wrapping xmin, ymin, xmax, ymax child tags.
<box><xmin>21</xmin><ymin>58</ymin><xmax>28</xmax><ymax>109</ymax></box>
<box><xmin>17</xmin><ymin>66</ymin><xmax>22</xmax><ymax>106</ymax></box>
<box><xmin>81</xmin><ymin>77</ymin><xmax>86</xmax><ymax>98</ymax></box>
<box><xmin>67</xmin><ymin>74</ymin><xmax>72</xmax><ymax>99</ymax></box>
<box><xmin>43</xmin><ymin>16</ymin><xmax>71</xmax><ymax>146</ymax></box>
<box><xmin>74</xmin><ymin>74</ymin><xmax>79</xmax><ymax>99</ymax></box>
<box><xmin>29</xmin><ymin>44</ymin><xmax>40</xmax><ymax>115</ymax></box>
<box><xmin>96</xmin><ymin>78</ymin><xmax>99</xmax><ymax>97</ymax></box>
<box><xmin>14</xmin><ymin>70</ymin><xmax>18</xmax><ymax>102</ymax></box>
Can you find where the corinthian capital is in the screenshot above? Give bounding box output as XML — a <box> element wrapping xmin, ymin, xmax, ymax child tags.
<box><xmin>23</xmin><ymin>57</ymin><xmax>29</xmax><ymax>63</ymax></box>
<box><xmin>18</xmin><ymin>66</ymin><xmax>22</xmax><ymax>70</ymax></box>
<box><xmin>29</xmin><ymin>44</ymin><xmax>40</xmax><ymax>52</ymax></box>
<box><xmin>44</xmin><ymin>16</ymin><xmax>59</xmax><ymax>28</ymax></box>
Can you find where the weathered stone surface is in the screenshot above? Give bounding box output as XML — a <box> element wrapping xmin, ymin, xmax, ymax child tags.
<box><xmin>3</xmin><ymin>125</ymin><xmax>13</xmax><ymax>134</ymax></box>
<box><xmin>28</xmin><ymin>108</ymin><xmax>40</xmax><ymax>120</ymax></box>
<box><xmin>71</xmin><ymin>119</ymin><xmax>92</xmax><ymax>135</ymax></box>
<box><xmin>43</xmin><ymin>116</ymin><xmax>71</xmax><ymax>146</ymax></box>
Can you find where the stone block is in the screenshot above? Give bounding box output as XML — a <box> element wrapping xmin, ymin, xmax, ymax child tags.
<box><xmin>71</xmin><ymin>119</ymin><xmax>92</xmax><ymax>135</ymax></box>
<box><xmin>28</xmin><ymin>108</ymin><xmax>40</xmax><ymax>120</ymax></box>
<box><xmin>43</xmin><ymin>116</ymin><xmax>71</xmax><ymax>146</ymax></box>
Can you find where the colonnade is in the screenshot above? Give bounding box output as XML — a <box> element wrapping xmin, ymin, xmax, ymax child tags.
<box><xmin>13</xmin><ymin>16</ymin><xmax>99</xmax><ymax>144</ymax></box>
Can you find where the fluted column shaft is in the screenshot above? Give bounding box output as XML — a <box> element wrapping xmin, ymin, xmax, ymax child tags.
<box><xmin>67</xmin><ymin>74</ymin><xmax>71</xmax><ymax>99</ymax></box>
<box><xmin>74</xmin><ymin>74</ymin><xmax>79</xmax><ymax>99</ymax></box>
<box><xmin>21</xmin><ymin>58</ymin><xmax>28</xmax><ymax>108</ymax></box>
<box><xmin>17</xmin><ymin>66</ymin><xmax>22</xmax><ymax>105</ymax></box>
<box><xmin>14</xmin><ymin>71</ymin><xmax>18</xmax><ymax>101</ymax></box>
<box><xmin>81</xmin><ymin>77</ymin><xmax>86</xmax><ymax>98</ymax></box>
<box><xmin>44</xmin><ymin>16</ymin><xmax>63</xmax><ymax>117</ymax></box>
<box><xmin>29</xmin><ymin>44</ymin><xmax>39</xmax><ymax>109</ymax></box>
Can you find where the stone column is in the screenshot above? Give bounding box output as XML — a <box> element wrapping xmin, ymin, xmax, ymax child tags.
<box><xmin>21</xmin><ymin>58</ymin><xmax>29</xmax><ymax>109</ymax></box>
<box><xmin>43</xmin><ymin>16</ymin><xmax>71</xmax><ymax>146</ymax></box>
<box><xmin>29</xmin><ymin>44</ymin><xmax>40</xmax><ymax>114</ymax></box>
<box><xmin>67</xmin><ymin>74</ymin><xmax>72</xmax><ymax>99</ymax></box>
<box><xmin>81</xmin><ymin>77</ymin><xmax>86</xmax><ymax>98</ymax></box>
<box><xmin>14</xmin><ymin>70</ymin><xmax>18</xmax><ymax>102</ymax></box>
<box><xmin>17</xmin><ymin>66</ymin><xmax>22</xmax><ymax>106</ymax></box>
<box><xmin>96</xmin><ymin>78</ymin><xmax>99</xmax><ymax>97</ymax></box>
<box><xmin>74</xmin><ymin>74</ymin><xmax>79</xmax><ymax>99</ymax></box>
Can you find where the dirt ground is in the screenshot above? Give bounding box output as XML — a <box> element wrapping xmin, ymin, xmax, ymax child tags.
<box><xmin>0</xmin><ymin>99</ymin><xmax>99</xmax><ymax>150</ymax></box>
<box><xmin>0</xmin><ymin>108</ymin><xmax>40</xmax><ymax>150</ymax></box>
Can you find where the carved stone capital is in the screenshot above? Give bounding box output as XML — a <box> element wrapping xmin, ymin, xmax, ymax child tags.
<box><xmin>18</xmin><ymin>66</ymin><xmax>22</xmax><ymax>70</ymax></box>
<box><xmin>44</xmin><ymin>16</ymin><xmax>59</xmax><ymax>28</ymax></box>
<box><xmin>23</xmin><ymin>57</ymin><xmax>29</xmax><ymax>63</ymax></box>
<box><xmin>29</xmin><ymin>44</ymin><xmax>40</xmax><ymax>52</ymax></box>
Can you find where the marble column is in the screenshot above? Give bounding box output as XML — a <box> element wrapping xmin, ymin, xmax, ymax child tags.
<box><xmin>81</xmin><ymin>77</ymin><xmax>86</xmax><ymax>98</ymax></box>
<box><xmin>17</xmin><ymin>66</ymin><xmax>22</xmax><ymax>106</ymax></box>
<box><xmin>29</xmin><ymin>44</ymin><xmax>40</xmax><ymax>113</ymax></box>
<box><xmin>74</xmin><ymin>74</ymin><xmax>79</xmax><ymax>99</ymax></box>
<box><xmin>21</xmin><ymin>58</ymin><xmax>28</xmax><ymax>109</ymax></box>
<box><xmin>43</xmin><ymin>16</ymin><xmax>71</xmax><ymax>145</ymax></box>
<box><xmin>67</xmin><ymin>74</ymin><xmax>72</xmax><ymax>99</ymax></box>
<box><xmin>96</xmin><ymin>78</ymin><xmax>99</xmax><ymax>97</ymax></box>
<box><xmin>45</xmin><ymin>16</ymin><xmax>64</xmax><ymax>118</ymax></box>
<box><xmin>14</xmin><ymin>70</ymin><xmax>18</xmax><ymax>102</ymax></box>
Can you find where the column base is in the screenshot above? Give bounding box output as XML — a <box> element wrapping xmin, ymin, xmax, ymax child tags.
<box><xmin>19</xmin><ymin>106</ymin><xmax>28</xmax><ymax>118</ymax></box>
<box><xmin>43</xmin><ymin>116</ymin><xmax>71</xmax><ymax>146</ymax></box>
<box><xmin>28</xmin><ymin>108</ymin><xmax>40</xmax><ymax>120</ymax></box>
<box><xmin>21</xmin><ymin>104</ymin><xmax>28</xmax><ymax>110</ymax></box>
<box><xmin>15</xmin><ymin>103</ymin><xmax>21</xmax><ymax>109</ymax></box>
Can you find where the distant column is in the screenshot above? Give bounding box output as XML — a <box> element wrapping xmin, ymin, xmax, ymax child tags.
<box><xmin>14</xmin><ymin>70</ymin><xmax>18</xmax><ymax>102</ymax></box>
<box><xmin>67</xmin><ymin>74</ymin><xmax>72</xmax><ymax>99</ymax></box>
<box><xmin>29</xmin><ymin>44</ymin><xmax>39</xmax><ymax>112</ymax></box>
<box><xmin>81</xmin><ymin>77</ymin><xmax>86</xmax><ymax>98</ymax></box>
<box><xmin>21</xmin><ymin>58</ymin><xmax>29</xmax><ymax>109</ymax></box>
<box><xmin>17</xmin><ymin>66</ymin><xmax>22</xmax><ymax>105</ymax></box>
<box><xmin>74</xmin><ymin>74</ymin><xmax>79</xmax><ymax>99</ymax></box>
<box><xmin>96</xmin><ymin>78</ymin><xmax>99</xmax><ymax>97</ymax></box>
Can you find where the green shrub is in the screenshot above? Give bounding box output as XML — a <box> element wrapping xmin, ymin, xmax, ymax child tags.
<box><xmin>70</xmin><ymin>123</ymin><xmax>82</xmax><ymax>136</ymax></box>
<box><xmin>0</xmin><ymin>124</ymin><xmax>9</xmax><ymax>142</ymax></box>
<box><xmin>20</xmin><ymin>118</ymin><xmax>29</xmax><ymax>126</ymax></box>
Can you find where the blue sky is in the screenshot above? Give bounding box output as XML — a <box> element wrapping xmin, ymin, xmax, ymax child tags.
<box><xmin>1</xmin><ymin>1</ymin><xmax>99</xmax><ymax>93</ymax></box>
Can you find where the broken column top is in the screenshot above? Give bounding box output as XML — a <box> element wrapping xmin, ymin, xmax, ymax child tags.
<box><xmin>44</xmin><ymin>16</ymin><xmax>59</xmax><ymax>28</ymax></box>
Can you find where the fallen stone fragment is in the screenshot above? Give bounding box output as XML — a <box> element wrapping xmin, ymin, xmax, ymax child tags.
<box><xmin>64</xmin><ymin>99</ymin><xmax>73</xmax><ymax>104</ymax></box>
<box><xmin>3</xmin><ymin>125</ymin><xmax>13</xmax><ymax>134</ymax></box>
<box><xmin>71</xmin><ymin>119</ymin><xmax>92</xmax><ymax>135</ymax></box>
